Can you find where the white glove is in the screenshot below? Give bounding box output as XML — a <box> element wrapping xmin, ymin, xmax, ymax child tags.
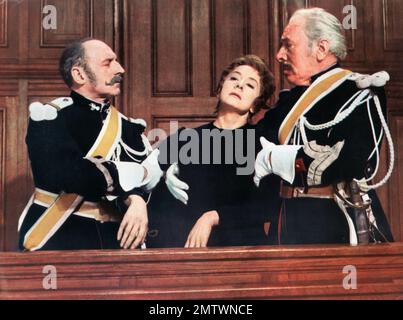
<box><xmin>165</xmin><ymin>163</ymin><xmax>189</xmax><ymax>205</ymax></box>
<box><xmin>91</xmin><ymin>149</ymin><xmax>162</xmax><ymax>197</ymax></box>
<box><xmin>112</xmin><ymin>161</ymin><xmax>145</xmax><ymax>192</ymax></box>
<box><xmin>141</xmin><ymin>149</ymin><xmax>164</xmax><ymax>192</ymax></box>
<box><xmin>253</xmin><ymin>137</ymin><xmax>274</xmax><ymax>187</ymax></box>
<box><xmin>254</xmin><ymin>137</ymin><xmax>302</xmax><ymax>187</ymax></box>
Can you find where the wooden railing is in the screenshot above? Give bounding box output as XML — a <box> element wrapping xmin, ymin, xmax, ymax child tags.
<box><xmin>1</xmin><ymin>243</ymin><xmax>403</xmax><ymax>300</ymax></box>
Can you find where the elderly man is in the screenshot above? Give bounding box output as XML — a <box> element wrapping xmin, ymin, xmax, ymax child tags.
<box><xmin>254</xmin><ymin>8</ymin><xmax>394</xmax><ymax>245</ymax></box>
<box><xmin>18</xmin><ymin>39</ymin><xmax>164</xmax><ymax>251</ymax></box>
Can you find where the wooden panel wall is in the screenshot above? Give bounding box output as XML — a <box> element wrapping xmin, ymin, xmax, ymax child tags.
<box><xmin>0</xmin><ymin>0</ymin><xmax>402</xmax><ymax>251</ymax></box>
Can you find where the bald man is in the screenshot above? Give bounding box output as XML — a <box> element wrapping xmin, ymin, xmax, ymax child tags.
<box><xmin>19</xmin><ymin>39</ymin><xmax>163</xmax><ymax>251</ymax></box>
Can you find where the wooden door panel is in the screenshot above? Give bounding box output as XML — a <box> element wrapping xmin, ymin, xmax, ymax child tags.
<box><xmin>0</xmin><ymin>1</ymin><xmax>21</xmax><ymax>67</ymax></box>
<box><xmin>0</xmin><ymin>91</ymin><xmax>25</xmax><ymax>252</ymax></box>
<box><xmin>152</xmin><ymin>0</ymin><xmax>192</xmax><ymax>97</ymax></box>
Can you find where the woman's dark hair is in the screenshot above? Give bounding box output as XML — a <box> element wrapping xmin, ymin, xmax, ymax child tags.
<box><xmin>59</xmin><ymin>38</ymin><xmax>94</xmax><ymax>88</ymax></box>
<box><xmin>215</xmin><ymin>55</ymin><xmax>275</xmax><ymax>117</ymax></box>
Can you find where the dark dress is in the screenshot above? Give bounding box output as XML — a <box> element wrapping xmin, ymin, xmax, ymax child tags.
<box><xmin>147</xmin><ymin>122</ymin><xmax>280</xmax><ymax>248</ymax></box>
<box><xmin>19</xmin><ymin>91</ymin><xmax>149</xmax><ymax>250</ymax></box>
<box><xmin>256</xmin><ymin>65</ymin><xmax>394</xmax><ymax>245</ymax></box>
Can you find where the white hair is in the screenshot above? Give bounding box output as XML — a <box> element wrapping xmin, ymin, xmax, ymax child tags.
<box><xmin>291</xmin><ymin>8</ymin><xmax>347</xmax><ymax>60</ymax></box>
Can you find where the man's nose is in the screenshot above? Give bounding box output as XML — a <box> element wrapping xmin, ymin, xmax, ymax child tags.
<box><xmin>276</xmin><ymin>46</ymin><xmax>286</xmax><ymax>63</ymax></box>
<box><xmin>115</xmin><ymin>61</ymin><xmax>125</xmax><ymax>74</ymax></box>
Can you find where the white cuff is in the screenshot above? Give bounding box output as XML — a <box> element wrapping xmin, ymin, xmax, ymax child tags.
<box><xmin>141</xmin><ymin>149</ymin><xmax>163</xmax><ymax>191</ymax></box>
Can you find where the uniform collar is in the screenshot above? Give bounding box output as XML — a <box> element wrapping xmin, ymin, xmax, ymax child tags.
<box><xmin>310</xmin><ymin>63</ymin><xmax>340</xmax><ymax>83</ymax></box>
<box><xmin>283</xmin><ymin>63</ymin><xmax>341</xmax><ymax>103</ymax></box>
<box><xmin>285</xmin><ymin>63</ymin><xmax>341</xmax><ymax>93</ymax></box>
<box><xmin>70</xmin><ymin>91</ymin><xmax>111</xmax><ymax>114</ymax></box>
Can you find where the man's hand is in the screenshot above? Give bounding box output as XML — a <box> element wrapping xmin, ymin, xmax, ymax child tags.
<box><xmin>166</xmin><ymin>163</ymin><xmax>189</xmax><ymax>205</ymax></box>
<box><xmin>185</xmin><ymin>210</ymin><xmax>219</xmax><ymax>248</ymax></box>
<box><xmin>117</xmin><ymin>195</ymin><xmax>148</xmax><ymax>249</ymax></box>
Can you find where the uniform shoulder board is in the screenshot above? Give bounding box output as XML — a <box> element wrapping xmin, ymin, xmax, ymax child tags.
<box><xmin>348</xmin><ymin>71</ymin><xmax>390</xmax><ymax>89</ymax></box>
<box><xmin>29</xmin><ymin>97</ymin><xmax>73</xmax><ymax>121</ymax></box>
<box><xmin>129</xmin><ymin>118</ymin><xmax>147</xmax><ymax>129</ymax></box>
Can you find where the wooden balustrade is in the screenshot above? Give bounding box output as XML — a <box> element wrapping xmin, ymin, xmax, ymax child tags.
<box><xmin>1</xmin><ymin>243</ymin><xmax>403</xmax><ymax>300</ymax></box>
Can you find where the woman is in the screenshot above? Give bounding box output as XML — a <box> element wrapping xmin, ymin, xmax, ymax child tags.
<box><xmin>147</xmin><ymin>55</ymin><xmax>279</xmax><ymax>248</ymax></box>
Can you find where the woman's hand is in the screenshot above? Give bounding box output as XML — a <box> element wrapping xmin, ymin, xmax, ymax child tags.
<box><xmin>185</xmin><ymin>210</ymin><xmax>219</xmax><ymax>248</ymax></box>
<box><xmin>117</xmin><ymin>195</ymin><xmax>148</xmax><ymax>249</ymax></box>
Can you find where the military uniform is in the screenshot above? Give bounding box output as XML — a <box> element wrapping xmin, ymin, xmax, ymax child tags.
<box><xmin>19</xmin><ymin>91</ymin><xmax>158</xmax><ymax>251</ymax></box>
<box><xmin>257</xmin><ymin>65</ymin><xmax>394</xmax><ymax>245</ymax></box>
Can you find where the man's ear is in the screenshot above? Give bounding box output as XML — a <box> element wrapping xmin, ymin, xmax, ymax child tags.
<box><xmin>316</xmin><ymin>39</ymin><xmax>331</xmax><ymax>62</ymax></box>
<box><xmin>71</xmin><ymin>66</ymin><xmax>86</xmax><ymax>85</ymax></box>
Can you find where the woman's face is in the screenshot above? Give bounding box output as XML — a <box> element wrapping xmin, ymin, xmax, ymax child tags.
<box><xmin>219</xmin><ymin>65</ymin><xmax>261</xmax><ymax>114</ymax></box>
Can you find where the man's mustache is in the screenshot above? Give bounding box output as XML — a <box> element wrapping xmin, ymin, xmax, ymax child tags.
<box><xmin>281</xmin><ymin>63</ymin><xmax>293</xmax><ymax>70</ymax></box>
<box><xmin>105</xmin><ymin>75</ymin><xmax>123</xmax><ymax>86</ymax></box>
